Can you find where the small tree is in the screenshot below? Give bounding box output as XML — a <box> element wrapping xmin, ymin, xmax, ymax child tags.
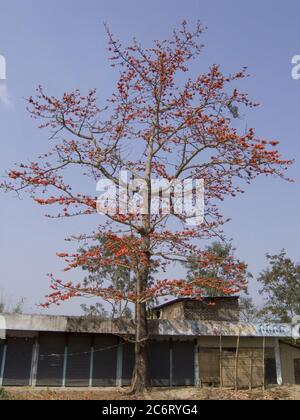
<box><xmin>258</xmin><ymin>251</ymin><xmax>300</xmax><ymax>322</ymax></box>
<box><xmin>239</xmin><ymin>296</ymin><xmax>261</xmax><ymax>323</ymax></box>
<box><xmin>81</xmin><ymin>302</ymin><xmax>109</xmax><ymax>319</ymax></box>
<box><xmin>186</xmin><ymin>242</ymin><xmax>252</xmax><ymax>297</ymax></box>
<box><xmin>1</xmin><ymin>22</ymin><xmax>292</xmax><ymax>392</ymax></box>
<box><xmin>0</xmin><ymin>295</ymin><xmax>25</xmax><ymax>314</ymax></box>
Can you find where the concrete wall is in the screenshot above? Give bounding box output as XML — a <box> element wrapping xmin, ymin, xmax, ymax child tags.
<box><xmin>159</xmin><ymin>302</ymin><xmax>185</xmax><ymax>320</ymax></box>
<box><xmin>280</xmin><ymin>342</ymin><xmax>300</xmax><ymax>385</ymax></box>
<box><xmin>2</xmin><ymin>314</ymin><xmax>298</xmax><ymax>339</ymax></box>
<box><xmin>4</xmin><ymin>314</ymin><xmax>136</xmax><ymax>335</ymax></box>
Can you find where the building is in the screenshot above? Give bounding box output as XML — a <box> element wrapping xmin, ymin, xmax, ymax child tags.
<box><xmin>154</xmin><ymin>297</ymin><xmax>240</xmax><ymax>322</ymax></box>
<box><xmin>0</xmin><ymin>298</ymin><xmax>299</xmax><ymax>388</ymax></box>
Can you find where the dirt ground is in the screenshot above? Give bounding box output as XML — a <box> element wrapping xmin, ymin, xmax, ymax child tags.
<box><xmin>1</xmin><ymin>385</ymin><xmax>299</xmax><ymax>400</ymax></box>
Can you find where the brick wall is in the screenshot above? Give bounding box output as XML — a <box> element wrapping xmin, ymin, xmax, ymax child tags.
<box><xmin>159</xmin><ymin>298</ymin><xmax>240</xmax><ymax>322</ymax></box>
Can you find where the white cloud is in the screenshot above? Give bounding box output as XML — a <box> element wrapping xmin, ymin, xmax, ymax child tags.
<box><xmin>0</xmin><ymin>84</ymin><xmax>12</xmax><ymax>106</ymax></box>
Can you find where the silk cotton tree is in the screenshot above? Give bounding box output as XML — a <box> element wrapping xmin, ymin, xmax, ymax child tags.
<box><xmin>1</xmin><ymin>22</ymin><xmax>292</xmax><ymax>393</ymax></box>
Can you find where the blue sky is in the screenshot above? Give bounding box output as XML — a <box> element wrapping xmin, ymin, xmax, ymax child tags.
<box><xmin>0</xmin><ymin>0</ymin><xmax>299</xmax><ymax>314</ymax></box>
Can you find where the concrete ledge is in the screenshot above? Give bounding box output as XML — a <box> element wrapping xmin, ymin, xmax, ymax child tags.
<box><xmin>1</xmin><ymin>314</ymin><xmax>299</xmax><ymax>339</ymax></box>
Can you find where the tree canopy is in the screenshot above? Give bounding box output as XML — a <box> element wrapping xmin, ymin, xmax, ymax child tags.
<box><xmin>1</xmin><ymin>21</ymin><xmax>292</xmax><ymax>392</ymax></box>
<box><xmin>258</xmin><ymin>250</ymin><xmax>300</xmax><ymax>322</ymax></box>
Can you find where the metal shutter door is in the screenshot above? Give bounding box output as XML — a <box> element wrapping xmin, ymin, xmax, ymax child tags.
<box><xmin>36</xmin><ymin>333</ymin><xmax>65</xmax><ymax>387</ymax></box>
<box><xmin>295</xmin><ymin>359</ymin><xmax>300</xmax><ymax>385</ymax></box>
<box><xmin>93</xmin><ymin>335</ymin><xmax>118</xmax><ymax>387</ymax></box>
<box><xmin>122</xmin><ymin>342</ymin><xmax>135</xmax><ymax>386</ymax></box>
<box><xmin>66</xmin><ymin>334</ymin><xmax>91</xmax><ymax>387</ymax></box>
<box><xmin>172</xmin><ymin>341</ymin><xmax>195</xmax><ymax>386</ymax></box>
<box><xmin>266</xmin><ymin>358</ymin><xmax>277</xmax><ymax>385</ymax></box>
<box><xmin>149</xmin><ymin>340</ymin><xmax>170</xmax><ymax>387</ymax></box>
<box><xmin>3</xmin><ymin>337</ymin><xmax>33</xmax><ymax>386</ymax></box>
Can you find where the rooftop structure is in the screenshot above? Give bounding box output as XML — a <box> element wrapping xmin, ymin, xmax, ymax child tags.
<box><xmin>153</xmin><ymin>297</ymin><xmax>240</xmax><ymax>322</ymax></box>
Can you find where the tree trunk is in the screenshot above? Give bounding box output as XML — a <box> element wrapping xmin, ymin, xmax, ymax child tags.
<box><xmin>130</xmin><ymin>245</ymin><xmax>150</xmax><ymax>393</ymax></box>
<box><xmin>130</xmin><ymin>298</ymin><xmax>149</xmax><ymax>393</ymax></box>
<box><xmin>130</xmin><ymin>162</ymin><xmax>152</xmax><ymax>394</ymax></box>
